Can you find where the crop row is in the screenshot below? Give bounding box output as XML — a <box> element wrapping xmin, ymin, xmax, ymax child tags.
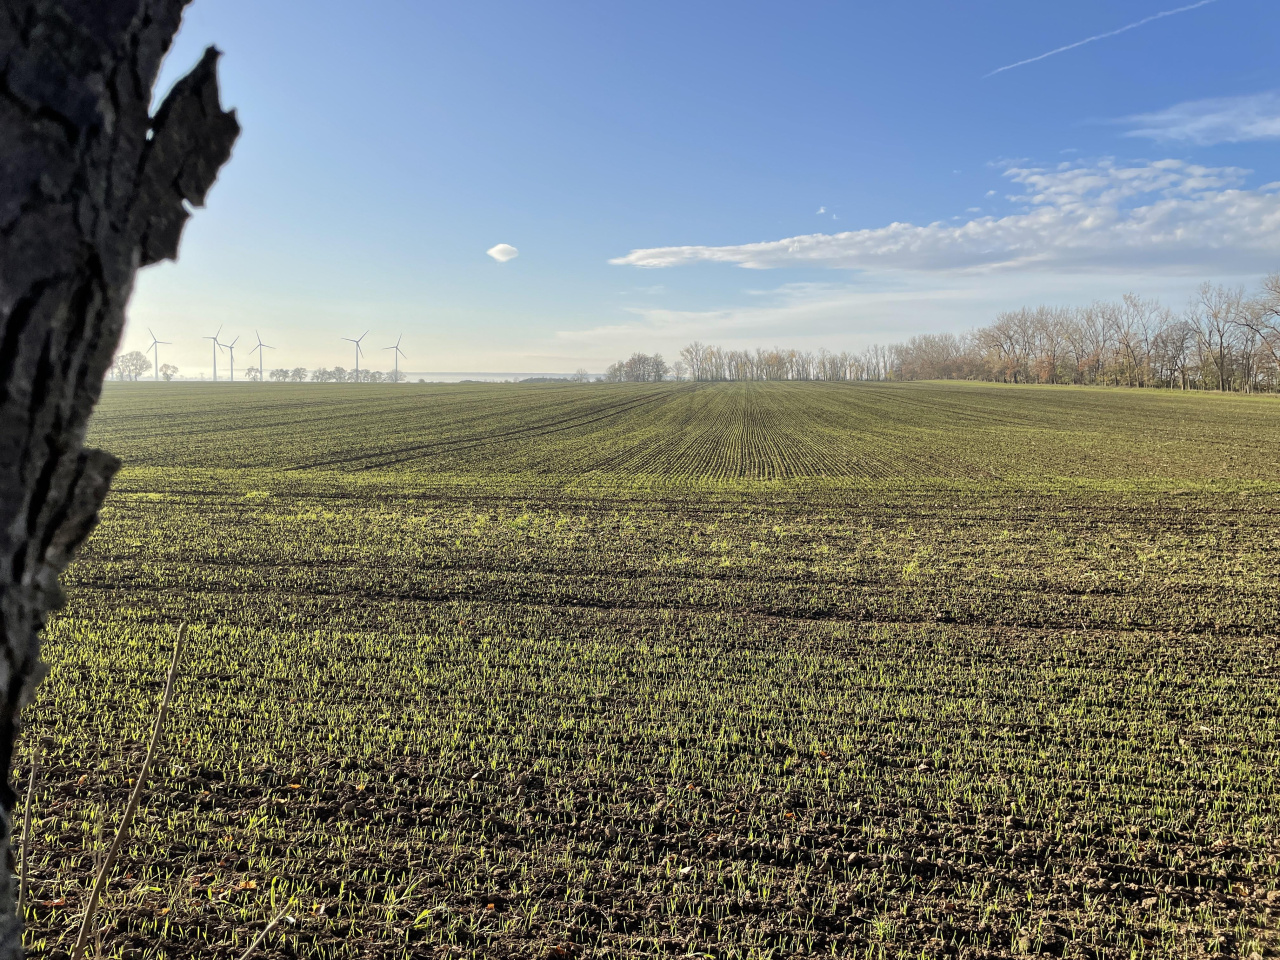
<box><xmin>89</xmin><ymin>381</ymin><xmax>1280</xmax><ymax>484</ymax></box>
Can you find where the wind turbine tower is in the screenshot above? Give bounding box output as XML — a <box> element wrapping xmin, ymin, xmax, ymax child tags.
<box><xmin>384</xmin><ymin>334</ymin><xmax>406</xmax><ymax>382</ymax></box>
<box><xmin>147</xmin><ymin>328</ymin><xmax>171</xmax><ymax>381</ymax></box>
<box><xmin>222</xmin><ymin>335</ymin><xmax>240</xmax><ymax>382</ymax></box>
<box><xmin>203</xmin><ymin>326</ymin><xmax>223</xmax><ymax>382</ymax></box>
<box><xmin>251</xmin><ymin>331</ymin><xmax>274</xmax><ymax>382</ymax></box>
<box><xmin>342</xmin><ymin>330</ymin><xmax>368</xmax><ymax>382</ymax></box>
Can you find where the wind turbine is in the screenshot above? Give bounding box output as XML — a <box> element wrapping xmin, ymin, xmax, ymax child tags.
<box><xmin>383</xmin><ymin>334</ymin><xmax>406</xmax><ymax>382</ymax></box>
<box><xmin>203</xmin><ymin>326</ymin><xmax>223</xmax><ymax>382</ymax></box>
<box><xmin>250</xmin><ymin>330</ymin><xmax>274</xmax><ymax>382</ymax></box>
<box><xmin>147</xmin><ymin>328</ymin><xmax>171</xmax><ymax>381</ymax></box>
<box><xmin>342</xmin><ymin>330</ymin><xmax>368</xmax><ymax>382</ymax></box>
<box><xmin>221</xmin><ymin>335</ymin><xmax>240</xmax><ymax>382</ymax></box>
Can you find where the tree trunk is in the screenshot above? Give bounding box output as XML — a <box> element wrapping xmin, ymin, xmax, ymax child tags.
<box><xmin>0</xmin><ymin>4</ymin><xmax>237</xmax><ymax>954</ymax></box>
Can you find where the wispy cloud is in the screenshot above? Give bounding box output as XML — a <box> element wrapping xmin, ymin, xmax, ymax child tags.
<box><xmin>557</xmin><ymin>274</ymin><xmax>1220</xmax><ymax>355</ymax></box>
<box><xmin>556</xmin><ymin>282</ymin><xmax>988</xmax><ymax>347</ymax></box>
<box><xmin>1121</xmin><ymin>91</ymin><xmax>1280</xmax><ymax>145</ymax></box>
<box><xmin>986</xmin><ymin>0</ymin><xmax>1220</xmax><ymax>78</ymax></box>
<box><xmin>609</xmin><ymin>158</ymin><xmax>1280</xmax><ymax>275</ymax></box>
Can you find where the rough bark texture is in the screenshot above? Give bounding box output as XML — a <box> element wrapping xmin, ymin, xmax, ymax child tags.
<box><xmin>0</xmin><ymin>3</ymin><xmax>237</xmax><ymax>954</ymax></box>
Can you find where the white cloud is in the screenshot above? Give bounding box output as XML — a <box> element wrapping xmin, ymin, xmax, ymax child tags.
<box><xmin>609</xmin><ymin>158</ymin><xmax>1280</xmax><ymax>275</ymax></box>
<box><xmin>1121</xmin><ymin>91</ymin><xmax>1280</xmax><ymax>145</ymax></box>
<box><xmin>557</xmin><ymin>282</ymin><xmax>975</xmax><ymax>348</ymax></box>
<box><xmin>816</xmin><ymin>206</ymin><xmax>826</xmax><ymax>214</ymax></box>
<box><xmin>556</xmin><ymin>273</ymin><xmax>1223</xmax><ymax>356</ymax></box>
<box><xmin>486</xmin><ymin>243</ymin><xmax>519</xmax><ymax>263</ymax></box>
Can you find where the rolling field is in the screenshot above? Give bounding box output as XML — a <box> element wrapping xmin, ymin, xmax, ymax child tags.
<box><xmin>20</xmin><ymin>381</ymin><xmax>1280</xmax><ymax>960</ymax></box>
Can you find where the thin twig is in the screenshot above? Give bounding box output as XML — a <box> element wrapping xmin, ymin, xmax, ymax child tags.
<box><xmin>71</xmin><ymin>624</ymin><xmax>186</xmax><ymax>960</ymax></box>
<box><xmin>17</xmin><ymin>735</ymin><xmax>50</xmax><ymax>914</ymax></box>
<box><xmin>236</xmin><ymin>905</ymin><xmax>293</xmax><ymax>960</ymax></box>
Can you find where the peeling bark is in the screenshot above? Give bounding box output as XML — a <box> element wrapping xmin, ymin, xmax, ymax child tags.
<box><xmin>0</xmin><ymin>3</ymin><xmax>236</xmax><ymax>954</ymax></box>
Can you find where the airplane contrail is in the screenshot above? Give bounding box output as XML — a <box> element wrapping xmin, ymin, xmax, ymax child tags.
<box><xmin>985</xmin><ymin>0</ymin><xmax>1221</xmax><ymax>78</ymax></box>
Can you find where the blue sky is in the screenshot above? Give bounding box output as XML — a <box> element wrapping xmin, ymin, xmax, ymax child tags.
<box><xmin>125</xmin><ymin>0</ymin><xmax>1280</xmax><ymax>376</ymax></box>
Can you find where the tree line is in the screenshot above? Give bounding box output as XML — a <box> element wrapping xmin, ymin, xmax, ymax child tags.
<box><xmin>601</xmin><ymin>276</ymin><xmax>1280</xmax><ymax>392</ymax></box>
<box><xmin>106</xmin><ymin>356</ymin><xmax>411</xmax><ymax>383</ymax></box>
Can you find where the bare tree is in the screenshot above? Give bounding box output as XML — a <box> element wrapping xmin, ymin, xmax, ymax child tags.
<box><xmin>1231</xmin><ymin>273</ymin><xmax>1280</xmax><ymax>382</ymax></box>
<box><xmin>600</xmin><ymin>353</ymin><xmax>670</xmax><ymax>382</ymax></box>
<box><xmin>112</xmin><ymin>350</ymin><xmax>151</xmax><ymax>381</ymax></box>
<box><xmin>1030</xmin><ymin>307</ymin><xmax>1068</xmax><ymax>384</ymax></box>
<box><xmin>1112</xmin><ymin>293</ymin><xmax>1164</xmax><ymax>388</ymax></box>
<box><xmin>652</xmin><ymin>276</ymin><xmax>1280</xmax><ymax>392</ymax></box>
<box><xmin>1191</xmin><ymin>283</ymin><xmax>1247</xmax><ymax>391</ymax></box>
<box><xmin>0</xmin><ymin>4</ymin><xmax>237</xmax><ymax>954</ymax></box>
<box><xmin>1150</xmin><ymin>318</ymin><xmax>1195</xmax><ymax>390</ymax></box>
<box><xmin>679</xmin><ymin>342</ymin><xmax>705</xmax><ymax>381</ymax></box>
<box><xmin>158</xmin><ymin>363</ymin><xmax>180</xmax><ymax>382</ymax></box>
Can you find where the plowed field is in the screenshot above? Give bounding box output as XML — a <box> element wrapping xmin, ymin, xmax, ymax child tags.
<box><xmin>21</xmin><ymin>381</ymin><xmax>1280</xmax><ymax>960</ymax></box>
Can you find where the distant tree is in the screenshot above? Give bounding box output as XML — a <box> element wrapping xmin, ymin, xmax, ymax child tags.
<box><xmin>1151</xmin><ymin>319</ymin><xmax>1196</xmax><ymax>390</ymax></box>
<box><xmin>159</xmin><ymin>363</ymin><xmax>179</xmax><ymax>381</ymax></box>
<box><xmin>680</xmin><ymin>342</ymin><xmax>705</xmax><ymax>380</ymax></box>
<box><xmin>571</xmin><ymin>368</ymin><xmax>591</xmax><ymax>382</ymax></box>
<box><xmin>114</xmin><ymin>350</ymin><xmax>151</xmax><ymax>381</ymax></box>
<box><xmin>332</xmin><ymin>366</ymin><xmax>348</xmax><ymax>383</ymax></box>
<box><xmin>1233</xmin><ymin>273</ymin><xmax>1280</xmax><ymax>382</ymax></box>
<box><xmin>271</xmin><ymin>368</ymin><xmax>291</xmax><ymax>382</ymax></box>
<box><xmin>613</xmin><ymin>270</ymin><xmax>1280</xmax><ymax>391</ymax></box>
<box><xmin>290</xmin><ymin>367</ymin><xmax>308</xmax><ymax>382</ymax></box>
<box><xmin>610</xmin><ymin>352</ymin><xmax>668</xmax><ymax>382</ymax></box>
<box><xmin>1191</xmin><ymin>283</ymin><xmax>1246</xmax><ymax>392</ymax></box>
<box><xmin>243</xmin><ymin>365</ymin><xmax>261</xmax><ymax>382</ymax></box>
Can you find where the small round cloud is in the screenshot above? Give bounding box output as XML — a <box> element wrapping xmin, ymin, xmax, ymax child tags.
<box><xmin>487</xmin><ymin>243</ymin><xmax>519</xmax><ymax>263</ymax></box>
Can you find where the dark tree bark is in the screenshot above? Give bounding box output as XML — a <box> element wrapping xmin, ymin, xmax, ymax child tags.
<box><xmin>0</xmin><ymin>3</ymin><xmax>237</xmax><ymax>954</ymax></box>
